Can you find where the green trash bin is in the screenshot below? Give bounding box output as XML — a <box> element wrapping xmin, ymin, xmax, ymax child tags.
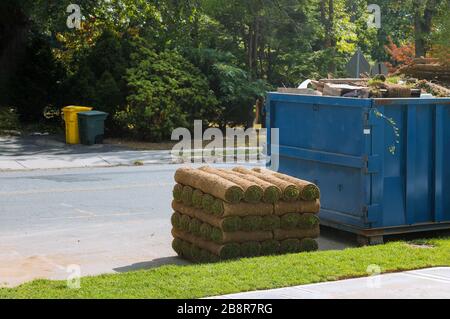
<box><xmin>77</xmin><ymin>111</ymin><xmax>109</xmax><ymax>145</ymax></box>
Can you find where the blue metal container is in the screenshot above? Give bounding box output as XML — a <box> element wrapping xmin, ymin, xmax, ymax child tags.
<box><xmin>266</xmin><ymin>93</ymin><xmax>450</xmax><ymax>244</ymax></box>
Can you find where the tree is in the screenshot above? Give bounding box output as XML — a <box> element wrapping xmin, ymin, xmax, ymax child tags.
<box><xmin>413</xmin><ymin>0</ymin><xmax>444</xmax><ymax>57</ymax></box>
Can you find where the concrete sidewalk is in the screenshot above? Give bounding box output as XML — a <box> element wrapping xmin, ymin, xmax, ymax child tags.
<box><xmin>0</xmin><ymin>136</ymin><xmax>264</xmax><ymax>171</ymax></box>
<box><xmin>210</xmin><ymin>268</ymin><xmax>450</xmax><ymax>299</ymax></box>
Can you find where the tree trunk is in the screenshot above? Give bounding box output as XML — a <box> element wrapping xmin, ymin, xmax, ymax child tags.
<box><xmin>414</xmin><ymin>0</ymin><xmax>440</xmax><ymax>58</ymax></box>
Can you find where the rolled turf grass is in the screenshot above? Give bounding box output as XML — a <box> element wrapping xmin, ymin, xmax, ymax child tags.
<box><xmin>171</xmin><ymin>212</ymin><xmax>182</xmax><ymax>229</ymax></box>
<box><xmin>210</xmin><ymin>227</ymin><xmax>223</xmax><ymax>244</ymax></box>
<box><xmin>274</xmin><ymin>200</ymin><xmax>320</xmax><ymax>215</ymax></box>
<box><xmin>280</xmin><ymin>239</ymin><xmax>301</xmax><ymax>254</ymax></box>
<box><xmin>192</xmin><ymin>189</ymin><xmax>204</xmax><ymax>209</ymax></box>
<box><xmin>241</xmin><ymin>216</ymin><xmax>263</xmax><ymax>232</ymax></box>
<box><xmin>173</xmin><ymin>184</ymin><xmax>183</xmax><ymax>202</ymax></box>
<box><xmin>181</xmin><ymin>186</ymin><xmax>194</xmax><ymax>206</ymax></box>
<box><xmin>219</xmin><ymin>243</ymin><xmax>241</xmax><ymax>260</ymax></box>
<box><xmin>181</xmin><ymin>240</ymin><xmax>193</xmax><ymax>259</ymax></box>
<box><xmin>298</xmin><ymin>214</ymin><xmax>320</xmax><ymax>229</ymax></box>
<box><xmin>189</xmin><ymin>218</ymin><xmax>202</xmax><ymax>236</ymax></box>
<box><xmin>211</xmin><ymin>199</ymin><xmax>224</xmax><ymax>216</ymax></box>
<box><xmin>233</xmin><ymin>167</ymin><xmax>299</xmax><ymax>202</ymax></box>
<box><xmin>222</xmin><ymin>216</ymin><xmax>242</xmax><ymax>232</ymax></box>
<box><xmin>260</xmin><ymin>240</ymin><xmax>280</xmax><ymax>255</ymax></box>
<box><xmin>280</xmin><ymin>213</ymin><xmax>301</xmax><ymax>230</ymax></box>
<box><xmin>261</xmin><ymin>215</ymin><xmax>281</xmax><ymax>231</ymax></box>
<box><xmin>172</xmin><ymin>238</ymin><xmax>184</xmax><ymax>256</ymax></box>
<box><xmin>200</xmin><ymin>167</ymin><xmax>264</xmax><ymax>203</ymax></box>
<box><xmin>175</xmin><ymin>168</ymin><xmax>244</xmax><ymax>203</ymax></box>
<box><xmin>190</xmin><ymin>245</ymin><xmax>203</xmax><ymax>262</ymax></box>
<box><xmin>254</xmin><ymin>168</ymin><xmax>320</xmax><ymax>201</ymax></box>
<box><xmin>202</xmin><ymin>194</ymin><xmax>215</xmax><ymax>213</ymax></box>
<box><xmin>199</xmin><ymin>223</ymin><xmax>212</xmax><ymax>240</ymax></box>
<box><xmin>230</xmin><ymin>171</ymin><xmax>281</xmax><ymax>204</ymax></box>
<box><xmin>179</xmin><ymin>214</ymin><xmax>191</xmax><ymax>232</ymax></box>
<box><xmin>300</xmin><ymin>238</ymin><xmax>319</xmax><ymax>252</ymax></box>
<box><xmin>240</xmin><ymin>241</ymin><xmax>261</xmax><ymax>257</ymax></box>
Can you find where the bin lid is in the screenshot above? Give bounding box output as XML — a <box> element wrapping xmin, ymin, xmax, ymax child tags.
<box><xmin>62</xmin><ymin>106</ymin><xmax>93</xmax><ymax>113</ymax></box>
<box><xmin>78</xmin><ymin>110</ymin><xmax>109</xmax><ymax>118</ymax></box>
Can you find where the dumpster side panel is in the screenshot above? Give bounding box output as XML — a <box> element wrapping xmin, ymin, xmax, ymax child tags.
<box><xmin>439</xmin><ymin>105</ymin><xmax>450</xmax><ymax>222</ymax></box>
<box><xmin>267</xmin><ymin>94</ymin><xmax>371</xmax><ymax>228</ymax></box>
<box><xmin>268</xmin><ymin>94</ymin><xmax>450</xmax><ymax>234</ymax></box>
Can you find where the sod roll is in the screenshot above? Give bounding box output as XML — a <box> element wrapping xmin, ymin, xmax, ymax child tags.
<box><xmin>280</xmin><ymin>213</ymin><xmax>301</xmax><ymax>230</ymax></box>
<box><xmin>196</xmin><ymin>198</ymin><xmax>273</xmax><ymax>217</ymax></box>
<box><xmin>200</xmin><ymin>166</ymin><xmax>264</xmax><ymax>203</ymax></box>
<box><xmin>273</xmin><ymin>225</ymin><xmax>320</xmax><ymax>241</ymax></box>
<box><xmin>241</xmin><ymin>215</ymin><xmax>263</xmax><ymax>232</ymax></box>
<box><xmin>181</xmin><ymin>186</ymin><xmax>194</xmax><ymax>206</ymax></box>
<box><xmin>226</xmin><ymin>170</ymin><xmax>281</xmax><ymax>204</ymax></box>
<box><xmin>260</xmin><ymin>240</ymin><xmax>280</xmax><ymax>255</ymax></box>
<box><xmin>189</xmin><ymin>218</ymin><xmax>202</xmax><ymax>236</ymax></box>
<box><xmin>179</xmin><ymin>214</ymin><xmax>191</xmax><ymax>231</ymax></box>
<box><xmin>211</xmin><ymin>199</ymin><xmax>224</xmax><ymax>216</ymax></box>
<box><xmin>298</xmin><ymin>214</ymin><xmax>320</xmax><ymax>229</ymax></box>
<box><xmin>172</xmin><ymin>201</ymin><xmax>242</xmax><ymax>232</ymax></box>
<box><xmin>219</xmin><ymin>231</ymin><xmax>273</xmax><ymax>244</ymax></box>
<box><xmin>261</xmin><ymin>215</ymin><xmax>281</xmax><ymax>231</ymax></box>
<box><xmin>222</xmin><ymin>202</ymin><xmax>274</xmax><ymax>217</ymax></box>
<box><xmin>192</xmin><ymin>189</ymin><xmax>204</xmax><ymax>209</ymax></box>
<box><xmin>274</xmin><ymin>200</ymin><xmax>320</xmax><ymax>215</ymax></box>
<box><xmin>253</xmin><ymin>168</ymin><xmax>320</xmax><ymax>201</ymax></box>
<box><xmin>173</xmin><ymin>184</ymin><xmax>183</xmax><ymax>202</ymax></box>
<box><xmin>171</xmin><ymin>212</ymin><xmax>182</xmax><ymax>229</ymax></box>
<box><xmin>172</xmin><ymin>238</ymin><xmax>184</xmax><ymax>256</ymax></box>
<box><xmin>280</xmin><ymin>239</ymin><xmax>301</xmax><ymax>254</ymax></box>
<box><xmin>233</xmin><ymin>167</ymin><xmax>299</xmax><ymax>201</ymax></box>
<box><xmin>199</xmin><ymin>223</ymin><xmax>212</xmax><ymax>240</ymax></box>
<box><xmin>175</xmin><ymin>167</ymin><xmax>244</xmax><ymax>203</ymax></box>
<box><xmin>240</xmin><ymin>241</ymin><xmax>261</xmax><ymax>257</ymax></box>
<box><xmin>299</xmin><ymin>238</ymin><xmax>319</xmax><ymax>252</ymax></box>
<box><xmin>202</xmin><ymin>194</ymin><xmax>215</xmax><ymax>213</ymax></box>
<box><xmin>172</xmin><ymin>228</ymin><xmax>241</xmax><ymax>259</ymax></box>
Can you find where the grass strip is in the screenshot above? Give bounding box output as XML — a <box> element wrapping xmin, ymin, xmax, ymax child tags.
<box><xmin>2</xmin><ymin>238</ymin><xmax>449</xmax><ymax>299</ymax></box>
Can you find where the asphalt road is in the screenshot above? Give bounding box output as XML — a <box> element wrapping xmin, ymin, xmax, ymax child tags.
<box><xmin>0</xmin><ymin>165</ymin><xmax>356</xmax><ymax>287</ymax></box>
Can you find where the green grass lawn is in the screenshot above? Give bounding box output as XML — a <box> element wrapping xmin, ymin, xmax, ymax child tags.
<box><xmin>1</xmin><ymin>238</ymin><xmax>449</xmax><ymax>299</ymax></box>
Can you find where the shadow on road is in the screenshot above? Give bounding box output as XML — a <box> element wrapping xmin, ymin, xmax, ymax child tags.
<box><xmin>113</xmin><ymin>256</ymin><xmax>191</xmax><ymax>273</ymax></box>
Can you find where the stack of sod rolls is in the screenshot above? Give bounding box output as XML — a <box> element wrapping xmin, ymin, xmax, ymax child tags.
<box><xmin>171</xmin><ymin>166</ymin><xmax>321</xmax><ymax>263</ymax></box>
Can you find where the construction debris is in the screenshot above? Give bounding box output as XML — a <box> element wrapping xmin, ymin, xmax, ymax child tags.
<box><xmin>398</xmin><ymin>58</ymin><xmax>450</xmax><ymax>82</ymax></box>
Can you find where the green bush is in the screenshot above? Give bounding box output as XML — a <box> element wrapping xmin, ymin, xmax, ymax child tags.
<box><xmin>114</xmin><ymin>41</ymin><xmax>218</xmax><ymax>141</ymax></box>
<box><xmin>0</xmin><ymin>108</ymin><xmax>20</xmax><ymax>132</ymax></box>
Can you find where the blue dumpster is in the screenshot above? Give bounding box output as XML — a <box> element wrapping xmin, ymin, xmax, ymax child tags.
<box><xmin>266</xmin><ymin>93</ymin><xmax>450</xmax><ymax>244</ymax></box>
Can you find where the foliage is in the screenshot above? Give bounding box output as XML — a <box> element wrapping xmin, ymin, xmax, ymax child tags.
<box><xmin>114</xmin><ymin>40</ymin><xmax>218</xmax><ymax>141</ymax></box>
<box><xmin>7</xmin><ymin>33</ymin><xmax>65</xmax><ymax>122</ymax></box>
<box><xmin>384</xmin><ymin>36</ymin><xmax>416</xmax><ymax>71</ymax></box>
<box><xmin>2</xmin><ymin>0</ymin><xmax>449</xmax><ymax>140</ymax></box>
<box><xmin>0</xmin><ymin>108</ymin><xmax>20</xmax><ymax>132</ymax></box>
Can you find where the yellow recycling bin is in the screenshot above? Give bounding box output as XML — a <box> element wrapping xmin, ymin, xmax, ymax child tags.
<box><xmin>62</xmin><ymin>106</ymin><xmax>93</xmax><ymax>144</ymax></box>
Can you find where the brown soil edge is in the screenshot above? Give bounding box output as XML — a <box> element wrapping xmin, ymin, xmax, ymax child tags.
<box><xmin>273</xmin><ymin>226</ymin><xmax>320</xmax><ymax>241</ymax></box>
<box><xmin>274</xmin><ymin>200</ymin><xmax>321</xmax><ymax>215</ymax></box>
<box><xmin>172</xmin><ymin>228</ymin><xmax>224</xmax><ymax>256</ymax></box>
